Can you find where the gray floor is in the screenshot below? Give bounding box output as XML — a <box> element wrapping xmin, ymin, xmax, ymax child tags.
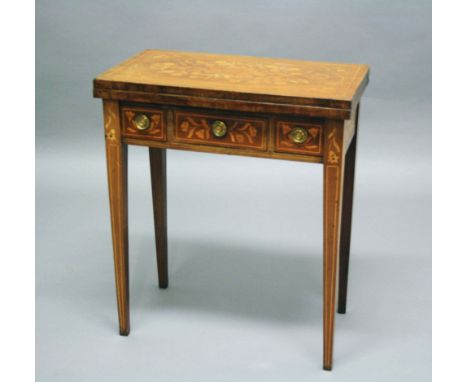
<box><xmin>36</xmin><ymin>1</ymin><xmax>431</xmax><ymax>380</ymax></box>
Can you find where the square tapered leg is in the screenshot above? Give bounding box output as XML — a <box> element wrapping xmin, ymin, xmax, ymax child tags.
<box><xmin>337</xmin><ymin>105</ymin><xmax>359</xmax><ymax>314</ymax></box>
<box><xmin>103</xmin><ymin>100</ymin><xmax>130</xmax><ymax>336</ymax></box>
<box><xmin>149</xmin><ymin>147</ymin><xmax>168</xmax><ymax>289</ymax></box>
<box><xmin>323</xmin><ymin>120</ymin><xmax>346</xmax><ymax>370</ymax></box>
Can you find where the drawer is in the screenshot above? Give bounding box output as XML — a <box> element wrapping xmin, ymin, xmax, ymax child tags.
<box><xmin>121</xmin><ymin>106</ymin><xmax>166</xmax><ymax>141</ymax></box>
<box><xmin>274</xmin><ymin>120</ymin><xmax>322</xmax><ymax>156</ymax></box>
<box><xmin>174</xmin><ymin>110</ymin><xmax>268</xmax><ymax>151</ymax></box>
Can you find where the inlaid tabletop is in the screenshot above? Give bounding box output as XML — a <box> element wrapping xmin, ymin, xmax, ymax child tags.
<box><xmin>94</xmin><ymin>50</ymin><xmax>369</xmax><ymax>109</ymax></box>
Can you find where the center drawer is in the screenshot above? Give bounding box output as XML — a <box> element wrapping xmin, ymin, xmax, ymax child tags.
<box><xmin>174</xmin><ymin>110</ymin><xmax>268</xmax><ymax>151</ymax></box>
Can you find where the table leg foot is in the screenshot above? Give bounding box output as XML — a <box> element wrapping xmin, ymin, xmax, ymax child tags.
<box><xmin>119</xmin><ymin>328</ymin><xmax>130</xmax><ymax>336</ymax></box>
<box><xmin>159</xmin><ymin>282</ymin><xmax>168</xmax><ymax>289</ymax></box>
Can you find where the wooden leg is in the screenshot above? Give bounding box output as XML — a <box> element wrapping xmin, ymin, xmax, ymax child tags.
<box><xmin>149</xmin><ymin>148</ymin><xmax>168</xmax><ymax>289</ymax></box>
<box><xmin>103</xmin><ymin>100</ymin><xmax>130</xmax><ymax>336</ymax></box>
<box><xmin>323</xmin><ymin>121</ymin><xmax>345</xmax><ymax>370</ymax></box>
<box><xmin>338</xmin><ymin>106</ymin><xmax>359</xmax><ymax>314</ymax></box>
<box><xmin>337</xmin><ymin>137</ymin><xmax>357</xmax><ymax>314</ymax></box>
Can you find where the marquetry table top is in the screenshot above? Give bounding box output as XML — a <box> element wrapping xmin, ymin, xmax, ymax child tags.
<box><xmin>95</xmin><ymin>50</ymin><xmax>369</xmax><ymax>110</ymax></box>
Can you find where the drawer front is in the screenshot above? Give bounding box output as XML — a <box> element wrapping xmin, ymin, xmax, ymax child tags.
<box><xmin>121</xmin><ymin>107</ymin><xmax>166</xmax><ymax>141</ymax></box>
<box><xmin>274</xmin><ymin>120</ymin><xmax>322</xmax><ymax>155</ymax></box>
<box><xmin>174</xmin><ymin>111</ymin><xmax>267</xmax><ymax>151</ymax></box>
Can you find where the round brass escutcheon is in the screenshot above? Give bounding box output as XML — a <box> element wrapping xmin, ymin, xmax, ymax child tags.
<box><xmin>289</xmin><ymin>127</ymin><xmax>308</xmax><ymax>144</ymax></box>
<box><xmin>133</xmin><ymin>113</ymin><xmax>151</xmax><ymax>131</ymax></box>
<box><xmin>211</xmin><ymin>120</ymin><xmax>228</xmax><ymax>138</ymax></box>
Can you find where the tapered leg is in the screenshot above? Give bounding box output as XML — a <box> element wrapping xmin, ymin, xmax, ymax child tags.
<box><xmin>323</xmin><ymin>120</ymin><xmax>345</xmax><ymax>371</ymax></box>
<box><xmin>149</xmin><ymin>148</ymin><xmax>168</xmax><ymax>288</ymax></box>
<box><xmin>103</xmin><ymin>100</ymin><xmax>130</xmax><ymax>336</ymax></box>
<box><xmin>338</xmin><ymin>106</ymin><xmax>359</xmax><ymax>314</ymax></box>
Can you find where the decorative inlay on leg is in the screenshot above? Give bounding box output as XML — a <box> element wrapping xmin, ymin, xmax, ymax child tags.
<box><xmin>104</xmin><ymin>104</ymin><xmax>118</xmax><ymax>143</ymax></box>
<box><xmin>326</xmin><ymin>127</ymin><xmax>341</xmax><ymax>165</ymax></box>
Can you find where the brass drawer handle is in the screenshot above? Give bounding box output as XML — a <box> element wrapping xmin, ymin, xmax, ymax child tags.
<box><xmin>211</xmin><ymin>120</ymin><xmax>228</xmax><ymax>138</ymax></box>
<box><xmin>289</xmin><ymin>127</ymin><xmax>308</xmax><ymax>144</ymax></box>
<box><xmin>133</xmin><ymin>113</ymin><xmax>151</xmax><ymax>131</ymax></box>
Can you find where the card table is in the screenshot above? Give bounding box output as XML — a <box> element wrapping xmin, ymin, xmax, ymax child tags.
<box><xmin>93</xmin><ymin>50</ymin><xmax>369</xmax><ymax>370</ymax></box>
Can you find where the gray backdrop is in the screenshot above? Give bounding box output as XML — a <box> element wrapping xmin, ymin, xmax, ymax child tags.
<box><xmin>36</xmin><ymin>1</ymin><xmax>431</xmax><ymax>381</ymax></box>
